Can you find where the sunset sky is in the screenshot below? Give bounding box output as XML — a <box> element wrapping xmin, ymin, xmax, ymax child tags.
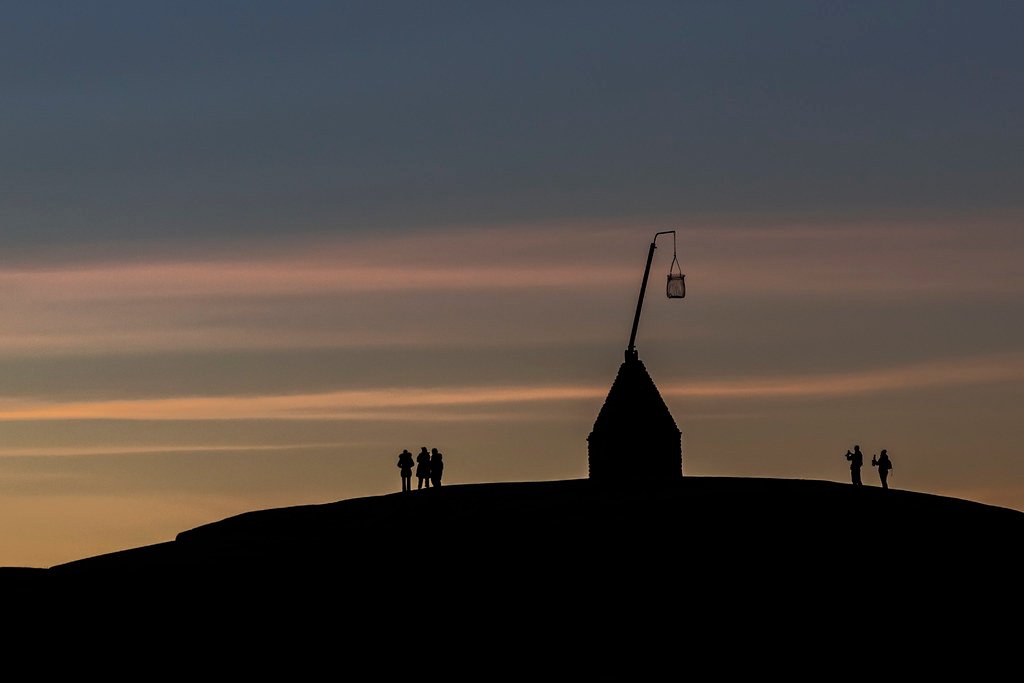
<box><xmin>2</xmin><ymin>2</ymin><xmax>1022</xmax><ymax>566</ymax></box>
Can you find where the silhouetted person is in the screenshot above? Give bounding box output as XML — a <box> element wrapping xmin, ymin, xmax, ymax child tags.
<box><xmin>397</xmin><ymin>449</ymin><xmax>414</xmax><ymax>492</ymax></box>
<box><xmin>430</xmin><ymin>448</ymin><xmax>444</xmax><ymax>488</ymax></box>
<box><xmin>872</xmin><ymin>449</ymin><xmax>893</xmax><ymax>489</ymax></box>
<box><xmin>416</xmin><ymin>446</ymin><xmax>431</xmax><ymax>489</ymax></box>
<box><xmin>845</xmin><ymin>445</ymin><xmax>864</xmax><ymax>486</ymax></box>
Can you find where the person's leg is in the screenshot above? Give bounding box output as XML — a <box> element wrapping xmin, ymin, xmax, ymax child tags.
<box><xmin>881</xmin><ymin>472</ymin><xmax>888</xmax><ymax>489</ymax></box>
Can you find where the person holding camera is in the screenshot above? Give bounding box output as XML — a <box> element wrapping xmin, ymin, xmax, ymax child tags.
<box><xmin>845</xmin><ymin>445</ymin><xmax>864</xmax><ymax>486</ymax></box>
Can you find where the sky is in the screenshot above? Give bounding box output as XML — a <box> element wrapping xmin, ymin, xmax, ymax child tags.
<box><xmin>2</xmin><ymin>2</ymin><xmax>1022</xmax><ymax>566</ymax></box>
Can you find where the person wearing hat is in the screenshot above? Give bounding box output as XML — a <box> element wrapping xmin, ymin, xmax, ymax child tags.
<box><xmin>872</xmin><ymin>449</ymin><xmax>893</xmax><ymax>489</ymax></box>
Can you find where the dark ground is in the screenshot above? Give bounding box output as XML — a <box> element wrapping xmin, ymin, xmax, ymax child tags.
<box><xmin>4</xmin><ymin>477</ymin><xmax>1021</xmax><ymax>659</ymax></box>
<box><xmin>14</xmin><ymin>477</ymin><xmax>1024</xmax><ymax>583</ymax></box>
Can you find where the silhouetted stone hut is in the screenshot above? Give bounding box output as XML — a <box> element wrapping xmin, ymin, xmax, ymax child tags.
<box><xmin>588</xmin><ymin>356</ymin><xmax>682</xmax><ymax>480</ymax></box>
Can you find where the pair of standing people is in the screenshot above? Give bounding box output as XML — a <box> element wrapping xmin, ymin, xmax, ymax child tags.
<box><xmin>845</xmin><ymin>445</ymin><xmax>893</xmax><ymax>489</ymax></box>
<box><xmin>397</xmin><ymin>446</ymin><xmax>444</xmax><ymax>492</ymax></box>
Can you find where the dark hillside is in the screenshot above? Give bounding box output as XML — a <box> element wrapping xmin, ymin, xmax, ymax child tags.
<box><xmin>6</xmin><ymin>477</ymin><xmax>1019</xmax><ymax>656</ymax></box>
<box><xmin>46</xmin><ymin>477</ymin><xmax>1022</xmax><ymax>591</ymax></box>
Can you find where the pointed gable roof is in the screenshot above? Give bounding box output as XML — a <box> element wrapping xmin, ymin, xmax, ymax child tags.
<box><xmin>590</xmin><ymin>357</ymin><xmax>680</xmax><ymax>437</ymax></box>
<box><xmin>588</xmin><ymin>356</ymin><xmax>682</xmax><ymax>480</ymax></box>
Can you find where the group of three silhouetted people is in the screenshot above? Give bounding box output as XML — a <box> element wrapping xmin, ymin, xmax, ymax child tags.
<box><xmin>845</xmin><ymin>444</ymin><xmax>893</xmax><ymax>488</ymax></box>
<box><xmin>397</xmin><ymin>446</ymin><xmax>444</xmax><ymax>492</ymax></box>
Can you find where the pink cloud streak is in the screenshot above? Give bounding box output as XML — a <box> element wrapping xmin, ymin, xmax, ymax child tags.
<box><xmin>664</xmin><ymin>353</ymin><xmax>1024</xmax><ymax>398</ymax></box>
<box><xmin>0</xmin><ymin>216</ymin><xmax>1019</xmax><ymax>356</ymax></box>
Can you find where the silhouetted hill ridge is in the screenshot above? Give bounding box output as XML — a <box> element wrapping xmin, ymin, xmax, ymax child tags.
<box><xmin>36</xmin><ymin>477</ymin><xmax>1022</xmax><ymax>586</ymax></box>
<box><xmin>5</xmin><ymin>476</ymin><xmax>1021</xmax><ymax>645</ymax></box>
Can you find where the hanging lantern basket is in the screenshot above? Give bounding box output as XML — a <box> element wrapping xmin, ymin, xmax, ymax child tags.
<box><xmin>667</xmin><ymin>270</ymin><xmax>685</xmax><ymax>299</ymax></box>
<box><xmin>666</xmin><ymin>233</ymin><xmax>685</xmax><ymax>298</ymax></box>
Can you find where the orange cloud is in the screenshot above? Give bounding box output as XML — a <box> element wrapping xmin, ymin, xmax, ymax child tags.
<box><xmin>0</xmin><ymin>353</ymin><xmax>1019</xmax><ymax>422</ymax></box>
<box><xmin>0</xmin><ymin>384</ymin><xmax>604</xmax><ymax>421</ymax></box>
